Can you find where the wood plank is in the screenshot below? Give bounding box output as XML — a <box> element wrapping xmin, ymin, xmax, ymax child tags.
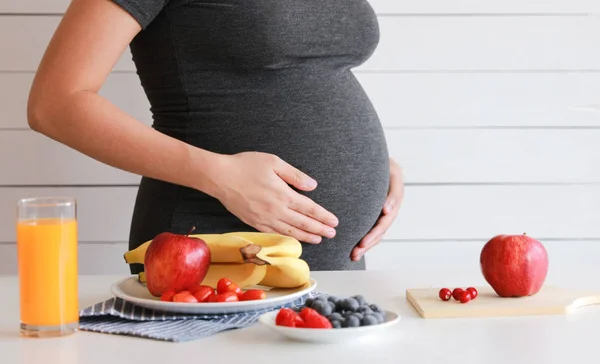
<box><xmin>2</xmin><ymin>15</ymin><xmax>600</xmax><ymax>72</ymax></box>
<box><xmin>0</xmin><ymin>131</ymin><xmax>141</xmax><ymax>185</ymax></box>
<box><xmin>3</xmin><ymin>72</ymin><xmax>600</xmax><ymax>130</ymax></box>
<box><xmin>0</xmin><ymin>73</ymin><xmax>151</xmax><ymax>130</ymax></box>
<box><xmin>0</xmin><ymin>0</ymin><xmax>71</xmax><ymax>13</ymax></box>
<box><xmin>363</xmin><ymin>240</ymin><xmax>600</xmax><ymax>290</ymax></box>
<box><xmin>359</xmin><ymin>72</ymin><xmax>600</xmax><ymax>127</ymax></box>
<box><xmin>1</xmin><ymin>1</ymin><xmax>593</xmax><ymax>15</ymax></box>
<box><xmin>1</xmin><ymin>239</ymin><xmax>598</xmax><ymax>275</ymax></box>
<box><xmin>360</xmin><ymin>15</ymin><xmax>600</xmax><ymax>71</ymax></box>
<box><xmin>390</xmin><ymin>129</ymin><xmax>600</xmax><ymax>183</ymax></box>
<box><xmin>0</xmin><ymin>187</ymin><xmax>137</xmax><ymax>243</ymax></box>
<box><xmin>1</xmin><ymin>129</ymin><xmax>598</xmax><ymax>185</ymax></box>
<box><xmin>0</xmin><ymin>185</ymin><xmax>598</xmax><ymax>243</ymax></box>
<box><xmin>370</xmin><ymin>1</ymin><xmax>600</xmax><ymax>14</ymax></box>
<box><xmin>0</xmin><ymin>16</ymin><xmax>135</xmax><ymax>72</ymax></box>
<box><xmin>0</xmin><ymin>242</ymin><xmax>131</xmax><ymax>275</ymax></box>
<box><xmin>391</xmin><ymin>184</ymin><xmax>600</xmax><ymax>240</ymax></box>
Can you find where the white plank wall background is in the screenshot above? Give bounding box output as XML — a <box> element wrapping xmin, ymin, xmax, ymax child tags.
<box><xmin>1</xmin><ymin>0</ymin><xmax>599</xmax><ymax>278</ymax></box>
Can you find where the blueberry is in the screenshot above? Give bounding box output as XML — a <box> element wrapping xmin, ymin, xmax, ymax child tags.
<box><xmin>311</xmin><ymin>300</ymin><xmax>333</xmax><ymax>316</ymax></box>
<box><xmin>361</xmin><ymin>314</ymin><xmax>379</xmax><ymax>326</ymax></box>
<box><xmin>343</xmin><ymin>311</ymin><xmax>355</xmax><ymax>318</ymax></box>
<box><xmin>358</xmin><ymin>306</ymin><xmax>374</xmax><ymax>315</ymax></box>
<box><xmin>328</xmin><ymin>301</ymin><xmax>336</xmax><ymax>312</ymax></box>
<box><xmin>344</xmin><ymin>315</ymin><xmax>361</xmax><ymax>328</ymax></box>
<box><xmin>327</xmin><ymin>295</ymin><xmax>340</xmax><ymax>304</ymax></box>
<box><xmin>321</xmin><ymin>304</ymin><xmax>334</xmax><ymax>316</ymax></box>
<box><xmin>304</xmin><ymin>298</ymin><xmax>314</xmax><ymax>308</ymax></box>
<box><xmin>373</xmin><ymin>312</ymin><xmax>385</xmax><ymax>324</ymax></box>
<box><xmin>352</xmin><ymin>312</ymin><xmax>364</xmax><ymax>321</ymax></box>
<box><xmin>328</xmin><ymin>312</ymin><xmax>343</xmax><ymax>322</ymax></box>
<box><xmin>342</xmin><ymin>298</ymin><xmax>360</xmax><ymax>312</ymax></box>
<box><xmin>311</xmin><ymin>300</ymin><xmax>325</xmax><ymax>310</ymax></box>
<box><xmin>353</xmin><ymin>295</ymin><xmax>367</xmax><ymax>306</ymax></box>
<box><xmin>369</xmin><ymin>304</ymin><xmax>383</xmax><ymax>313</ymax></box>
<box><xmin>331</xmin><ymin>320</ymin><xmax>342</xmax><ymax>329</ymax></box>
<box><xmin>316</xmin><ymin>294</ymin><xmax>329</xmax><ymax>302</ymax></box>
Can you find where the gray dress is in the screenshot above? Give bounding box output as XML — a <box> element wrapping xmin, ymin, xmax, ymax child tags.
<box><xmin>114</xmin><ymin>0</ymin><xmax>391</xmax><ymax>272</ymax></box>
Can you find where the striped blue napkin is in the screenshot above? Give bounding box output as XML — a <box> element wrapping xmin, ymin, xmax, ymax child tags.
<box><xmin>78</xmin><ymin>293</ymin><xmax>316</xmax><ymax>342</ymax></box>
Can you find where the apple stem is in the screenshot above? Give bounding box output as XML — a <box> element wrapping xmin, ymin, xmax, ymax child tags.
<box><xmin>186</xmin><ymin>226</ymin><xmax>196</xmax><ymax>237</ymax></box>
<box><xmin>523</xmin><ymin>232</ymin><xmax>527</xmax><ymax>236</ymax></box>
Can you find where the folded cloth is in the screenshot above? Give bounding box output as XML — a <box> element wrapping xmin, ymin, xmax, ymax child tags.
<box><xmin>79</xmin><ymin>293</ymin><xmax>316</xmax><ymax>342</ymax></box>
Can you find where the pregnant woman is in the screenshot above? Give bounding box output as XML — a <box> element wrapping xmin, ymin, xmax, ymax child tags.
<box><xmin>27</xmin><ymin>0</ymin><xmax>404</xmax><ymax>271</ymax></box>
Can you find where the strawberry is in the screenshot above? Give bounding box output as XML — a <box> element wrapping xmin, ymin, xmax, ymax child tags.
<box><xmin>298</xmin><ymin>307</ymin><xmax>317</xmax><ymax>320</ymax></box>
<box><xmin>299</xmin><ymin>307</ymin><xmax>332</xmax><ymax>329</ymax></box>
<box><xmin>275</xmin><ymin>308</ymin><xmax>304</xmax><ymax>328</ymax></box>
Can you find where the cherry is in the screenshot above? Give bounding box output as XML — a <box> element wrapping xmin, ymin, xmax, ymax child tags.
<box><xmin>452</xmin><ymin>288</ymin><xmax>464</xmax><ymax>301</ymax></box>
<box><xmin>439</xmin><ymin>288</ymin><xmax>452</xmax><ymax>301</ymax></box>
<box><xmin>457</xmin><ymin>290</ymin><xmax>472</xmax><ymax>303</ymax></box>
<box><xmin>466</xmin><ymin>287</ymin><xmax>478</xmax><ymax>299</ymax></box>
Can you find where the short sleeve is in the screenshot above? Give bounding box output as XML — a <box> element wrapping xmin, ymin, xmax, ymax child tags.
<box><xmin>111</xmin><ymin>0</ymin><xmax>170</xmax><ymax>29</ymax></box>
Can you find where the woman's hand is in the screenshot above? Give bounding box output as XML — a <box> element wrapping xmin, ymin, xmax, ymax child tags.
<box><xmin>351</xmin><ymin>158</ymin><xmax>404</xmax><ymax>261</ymax></box>
<box><xmin>210</xmin><ymin>151</ymin><xmax>339</xmax><ymax>244</ymax></box>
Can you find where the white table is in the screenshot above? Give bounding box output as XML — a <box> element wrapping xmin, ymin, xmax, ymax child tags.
<box><xmin>1</xmin><ymin>268</ymin><xmax>599</xmax><ymax>364</ymax></box>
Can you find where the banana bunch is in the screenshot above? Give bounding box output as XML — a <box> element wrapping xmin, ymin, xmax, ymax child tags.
<box><xmin>123</xmin><ymin>232</ymin><xmax>310</xmax><ymax>289</ymax></box>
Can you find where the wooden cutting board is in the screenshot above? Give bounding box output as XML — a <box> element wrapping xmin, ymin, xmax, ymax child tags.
<box><xmin>406</xmin><ymin>286</ymin><xmax>600</xmax><ymax>319</ymax></box>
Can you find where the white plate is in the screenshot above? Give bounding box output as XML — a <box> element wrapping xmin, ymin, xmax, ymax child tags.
<box><xmin>110</xmin><ymin>276</ymin><xmax>317</xmax><ymax>314</ymax></box>
<box><xmin>258</xmin><ymin>309</ymin><xmax>401</xmax><ymax>344</ymax></box>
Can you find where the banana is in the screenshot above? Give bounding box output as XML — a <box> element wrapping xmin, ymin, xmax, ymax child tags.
<box><xmin>123</xmin><ymin>232</ymin><xmax>301</xmax><ymax>265</ymax></box>
<box><xmin>124</xmin><ymin>241</ymin><xmax>150</xmax><ymax>265</ymax></box>
<box><xmin>124</xmin><ymin>231</ymin><xmax>311</xmax><ymax>289</ymax></box>
<box><xmin>238</xmin><ymin>242</ymin><xmax>310</xmax><ymax>288</ymax></box>
<box><xmin>136</xmin><ymin>263</ymin><xmax>268</xmax><ymax>288</ymax></box>
<box><xmin>200</xmin><ymin>263</ymin><xmax>267</xmax><ymax>288</ymax></box>
<box><xmin>221</xmin><ymin>232</ymin><xmax>303</xmax><ymax>259</ymax></box>
<box><xmin>261</xmin><ymin>259</ymin><xmax>310</xmax><ymax>288</ymax></box>
<box><xmin>204</xmin><ymin>234</ymin><xmax>262</xmax><ymax>263</ymax></box>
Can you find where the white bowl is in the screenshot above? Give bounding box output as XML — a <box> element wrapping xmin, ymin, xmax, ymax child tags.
<box><xmin>258</xmin><ymin>309</ymin><xmax>401</xmax><ymax>344</ymax></box>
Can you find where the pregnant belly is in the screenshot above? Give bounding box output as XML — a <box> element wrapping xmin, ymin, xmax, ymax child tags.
<box><xmin>148</xmin><ymin>72</ymin><xmax>390</xmax><ymax>269</ymax></box>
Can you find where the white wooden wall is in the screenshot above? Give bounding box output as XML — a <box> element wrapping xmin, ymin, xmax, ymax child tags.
<box><xmin>1</xmin><ymin>0</ymin><xmax>599</xmax><ymax>276</ymax></box>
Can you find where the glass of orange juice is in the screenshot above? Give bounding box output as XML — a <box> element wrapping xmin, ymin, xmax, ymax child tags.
<box><xmin>16</xmin><ymin>197</ymin><xmax>79</xmax><ymax>337</ymax></box>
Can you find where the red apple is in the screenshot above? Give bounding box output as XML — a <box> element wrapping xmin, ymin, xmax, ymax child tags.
<box><xmin>480</xmin><ymin>233</ymin><xmax>549</xmax><ymax>297</ymax></box>
<box><xmin>144</xmin><ymin>227</ymin><xmax>211</xmax><ymax>297</ymax></box>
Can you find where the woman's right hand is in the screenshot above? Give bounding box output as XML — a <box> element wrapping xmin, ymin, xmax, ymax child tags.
<box><xmin>209</xmin><ymin>151</ymin><xmax>338</xmax><ymax>244</ymax></box>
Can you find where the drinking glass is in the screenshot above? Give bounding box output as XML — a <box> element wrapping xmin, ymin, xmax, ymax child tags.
<box><xmin>16</xmin><ymin>197</ymin><xmax>79</xmax><ymax>337</ymax></box>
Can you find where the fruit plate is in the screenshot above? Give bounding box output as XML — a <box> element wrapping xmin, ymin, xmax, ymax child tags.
<box><xmin>110</xmin><ymin>276</ymin><xmax>317</xmax><ymax>315</ymax></box>
<box><xmin>258</xmin><ymin>309</ymin><xmax>400</xmax><ymax>344</ymax></box>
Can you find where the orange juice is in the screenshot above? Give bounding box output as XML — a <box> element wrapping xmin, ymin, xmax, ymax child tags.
<box><xmin>17</xmin><ymin>218</ymin><xmax>79</xmax><ymax>328</ymax></box>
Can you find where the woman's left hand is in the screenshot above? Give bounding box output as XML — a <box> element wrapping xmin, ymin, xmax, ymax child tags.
<box><xmin>351</xmin><ymin>158</ymin><xmax>404</xmax><ymax>262</ymax></box>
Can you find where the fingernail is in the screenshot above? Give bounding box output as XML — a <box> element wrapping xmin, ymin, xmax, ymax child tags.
<box><xmin>304</xmin><ymin>179</ymin><xmax>317</xmax><ymax>189</ymax></box>
<box><xmin>311</xmin><ymin>236</ymin><xmax>322</xmax><ymax>244</ymax></box>
<box><xmin>325</xmin><ymin>229</ymin><xmax>336</xmax><ymax>238</ymax></box>
<box><xmin>328</xmin><ymin>219</ymin><xmax>339</xmax><ymax>227</ymax></box>
<box><xmin>384</xmin><ymin>201</ymin><xmax>394</xmax><ymax>211</ymax></box>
